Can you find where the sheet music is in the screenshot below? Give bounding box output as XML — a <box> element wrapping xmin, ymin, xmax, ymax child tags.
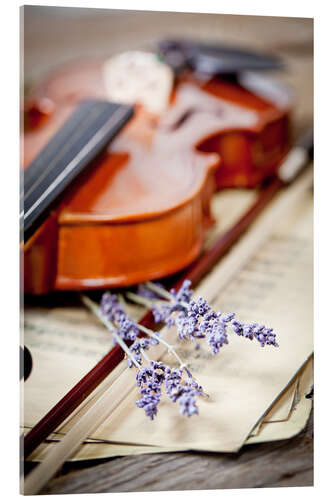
<box><xmin>23</xmin><ymin>300</ymin><xmax>144</xmax><ymax>427</ymax></box>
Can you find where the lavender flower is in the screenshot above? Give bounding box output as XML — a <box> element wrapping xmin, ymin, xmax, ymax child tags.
<box><xmin>136</xmin><ymin>366</ymin><xmax>154</xmax><ymax>387</ymax></box>
<box><xmin>134</xmin><ymin>361</ymin><xmax>203</xmax><ymax>419</ymax></box>
<box><xmin>136</xmin><ymin>390</ymin><xmax>160</xmax><ymax>420</ymax></box>
<box><xmin>151</xmin><ymin>280</ymin><xmax>193</xmax><ymax>327</ymax></box>
<box><xmin>152</xmin><ymin>303</ymin><xmax>174</xmax><ymax>325</ymax></box>
<box><xmin>232</xmin><ymin>320</ymin><xmax>278</xmax><ymax>347</ymax></box>
<box><xmin>177</xmin><ymin>386</ymin><xmax>199</xmax><ymax>417</ymax></box>
<box><xmin>137</xmin><ymin>282</ymin><xmax>164</xmax><ymax>299</ymax></box>
<box><xmin>170</xmin><ymin>280</ymin><xmax>193</xmax><ymax>304</ymax></box>
<box><xmin>100</xmin><ymin>292</ymin><xmax>139</xmax><ymax>342</ymax></box>
<box><xmin>135</xmin><ymin>362</ymin><xmax>170</xmax><ymax>419</ymax></box>
<box><xmin>165</xmin><ymin>368</ymin><xmax>202</xmax><ymax>417</ymax></box>
<box><xmin>175</xmin><ymin>310</ymin><xmax>198</xmax><ymax>340</ymax></box>
<box><xmin>165</xmin><ymin>369</ymin><xmax>183</xmax><ymax>400</ymax></box>
<box><xmin>100</xmin><ymin>293</ymin><xmax>123</xmax><ymax>322</ymax></box>
<box><xmin>201</xmin><ymin>311</ymin><xmax>235</xmax><ymax>354</ymax></box>
<box><xmin>205</xmin><ymin>317</ymin><xmax>228</xmax><ymax>354</ymax></box>
<box><xmin>118</xmin><ymin>315</ymin><xmax>139</xmax><ymax>341</ymax></box>
<box><xmin>128</xmin><ymin>338</ymin><xmax>151</xmax><ymax>367</ymax></box>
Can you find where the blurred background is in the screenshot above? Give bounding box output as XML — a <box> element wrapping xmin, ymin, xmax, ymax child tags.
<box><xmin>22</xmin><ymin>6</ymin><xmax>313</xmax><ymax>135</ymax></box>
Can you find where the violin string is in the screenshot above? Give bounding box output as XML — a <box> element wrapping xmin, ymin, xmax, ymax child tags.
<box><xmin>22</xmin><ymin>104</ymin><xmax>132</xmax><ymax>236</ymax></box>
<box><xmin>23</xmin><ymin>103</ymin><xmax>104</xmax><ymax>201</ymax></box>
<box><xmin>23</xmin><ymin>105</ymin><xmax>128</xmax><ymax>222</ymax></box>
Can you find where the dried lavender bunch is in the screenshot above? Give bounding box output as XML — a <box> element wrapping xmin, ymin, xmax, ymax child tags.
<box><xmin>83</xmin><ymin>277</ymin><xmax>278</xmax><ymax>422</ymax></box>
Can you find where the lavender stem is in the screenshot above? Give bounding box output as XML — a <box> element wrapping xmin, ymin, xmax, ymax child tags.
<box><xmin>145</xmin><ymin>282</ymin><xmax>189</xmax><ymax>309</ymax></box>
<box><xmin>145</xmin><ymin>281</ymin><xmax>173</xmax><ymax>300</ymax></box>
<box><xmin>122</xmin><ymin>293</ymin><xmax>188</xmax><ymax>370</ymax></box>
<box><xmin>140</xmin><ymin>348</ymin><xmax>151</xmax><ymax>364</ymax></box>
<box><xmin>81</xmin><ymin>294</ymin><xmax>141</xmax><ymax>369</ymax></box>
<box><xmin>125</xmin><ymin>291</ymin><xmax>161</xmax><ymax>308</ymax></box>
<box><xmin>137</xmin><ymin>323</ymin><xmax>186</xmax><ymax>368</ymax></box>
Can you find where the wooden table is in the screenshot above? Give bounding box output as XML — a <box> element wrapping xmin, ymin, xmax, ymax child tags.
<box><xmin>31</xmin><ymin>410</ymin><xmax>312</xmax><ymax>494</ymax></box>
<box><xmin>22</xmin><ymin>7</ymin><xmax>313</xmax><ymax>493</ymax></box>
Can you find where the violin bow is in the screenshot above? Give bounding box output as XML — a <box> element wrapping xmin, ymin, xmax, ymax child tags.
<box><xmin>23</xmin><ymin>128</ymin><xmax>313</xmax><ymax>462</ymax></box>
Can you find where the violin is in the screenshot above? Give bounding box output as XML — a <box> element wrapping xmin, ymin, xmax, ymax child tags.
<box><xmin>22</xmin><ymin>41</ymin><xmax>293</xmax><ymax>295</ymax></box>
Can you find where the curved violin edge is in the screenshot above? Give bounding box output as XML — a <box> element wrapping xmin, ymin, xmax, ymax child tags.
<box><xmin>24</xmin><ymin>166</ymin><xmax>216</xmax><ymax>295</ymax></box>
<box><xmin>24</xmin><ymin>213</ymin><xmax>59</xmax><ymax>295</ymax></box>
<box><xmin>55</xmin><ymin>172</ymin><xmax>215</xmax><ymax>292</ymax></box>
<box><xmin>55</xmin><ymin>240</ymin><xmax>203</xmax><ymax>291</ymax></box>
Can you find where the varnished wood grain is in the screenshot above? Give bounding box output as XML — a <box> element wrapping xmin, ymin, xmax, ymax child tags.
<box><xmin>38</xmin><ymin>410</ymin><xmax>313</xmax><ymax>494</ymax></box>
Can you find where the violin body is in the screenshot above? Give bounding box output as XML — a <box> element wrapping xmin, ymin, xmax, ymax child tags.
<box><xmin>23</xmin><ymin>56</ymin><xmax>292</xmax><ymax>294</ymax></box>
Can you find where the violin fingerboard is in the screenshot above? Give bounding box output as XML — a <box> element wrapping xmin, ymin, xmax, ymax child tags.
<box><xmin>21</xmin><ymin>100</ymin><xmax>133</xmax><ymax>243</ymax></box>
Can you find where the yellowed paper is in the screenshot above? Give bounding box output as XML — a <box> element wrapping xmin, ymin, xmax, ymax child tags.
<box><xmin>246</xmin><ymin>358</ymin><xmax>313</xmax><ymax>444</ymax></box>
<box><xmin>23</xmin><ymin>306</ymin><xmax>119</xmax><ymax>428</ymax></box>
<box><xmin>263</xmin><ymin>379</ymin><xmax>297</xmax><ymax>422</ymax></box>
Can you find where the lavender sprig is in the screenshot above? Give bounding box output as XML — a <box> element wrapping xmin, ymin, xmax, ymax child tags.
<box><xmin>82</xmin><ymin>278</ymin><xmax>278</xmax><ymax>422</ymax></box>
<box><xmin>136</xmin><ymin>281</ymin><xmax>278</xmax><ymax>356</ymax></box>
<box><xmin>81</xmin><ymin>294</ymin><xmax>141</xmax><ymax>369</ymax></box>
<box><xmin>232</xmin><ymin>321</ymin><xmax>279</xmax><ymax>347</ymax></box>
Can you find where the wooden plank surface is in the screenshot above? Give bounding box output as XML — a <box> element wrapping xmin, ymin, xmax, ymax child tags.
<box><xmin>22</xmin><ymin>7</ymin><xmax>313</xmax><ymax>494</ymax></box>
<box><xmin>36</xmin><ymin>411</ymin><xmax>313</xmax><ymax>494</ymax></box>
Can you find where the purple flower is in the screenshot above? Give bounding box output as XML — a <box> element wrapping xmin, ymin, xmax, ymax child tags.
<box><xmin>170</xmin><ymin>280</ymin><xmax>193</xmax><ymax>305</ymax></box>
<box><xmin>136</xmin><ymin>390</ymin><xmax>160</xmax><ymax>420</ymax></box>
<box><xmin>188</xmin><ymin>297</ymin><xmax>210</xmax><ymax>318</ymax></box>
<box><xmin>232</xmin><ymin>320</ymin><xmax>278</xmax><ymax>347</ymax></box>
<box><xmin>164</xmin><ymin>367</ymin><xmax>202</xmax><ymax>417</ymax></box>
<box><xmin>137</xmin><ymin>282</ymin><xmax>164</xmax><ymax>299</ymax></box>
<box><xmin>177</xmin><ymin>386</ymin><xmax>199</xmax><ymax>417</ymax></box>
<box><xmin>135</xmin><ymin>362</ymin><xmax>171</xmax><ymax>419</ymax></box>
<box><xmin>152</xmin><ymin>304</ymin><xmax>173</xmax><ymax>324</ymax></box>
<box><xmin>165</xmin><ymin>375</ymin><xmax>200</xmax><ymax>417</ymax></box>
<box><xmin>175</xmin><ymin>310</ymin><xmax>198</xmax><ymax>341</ymax></box>
<box><xmin>151</xmin><ymin>281</ymin><xmax>237</xmax><ymax>350</ymax></box>
<box><xmin>165</xmin><ymin>369</ymin><xmax>183</xmax><ymax>401</ymax></box>
<box><xmin>201</xmin><ymin>312</ymin><xmax>234</xmax><ymax>354</ymax></box>
<box><xmin>101</xmin><ymin>293</ymin><xmax>124</xmax><ymax>322</ymax></box>
<box><xmin>151</xmin><ymin>362</ymin><xmax>169</xmax><ymax>386</ymax></box>
<box><xmin>128</xmin><ymin>338</ymin><xmax>152</xmax><ymax>367</ymax></box>
<box><xmin>128</xmin><ymin>353</ymin><xmax>142</xmax><ymax>369</ymax></box>
<box><xmin>100</xmin><ymin>293</ymin><xmax>139</xmax><ymax>342</ymax></box>
<box><xmin>118</xmin><ymin>315</ymin><xmax>139</xmax><ymax>341</ymax></box>
<box><xmin>136</xmin><ymin>366</ymin><xmax>153</xmax><ymax>387</ymax></box>
<box><xmin>152</xmin><ymin>280</ymin><xmax>193</xmax><ymax>328</ymax></box>
<box><xmin>100</xmin><ymin>281</ymin><xmax>279</xmax><ymax>421</ymax></box>
<box><xmin>130</xmin><ymin>338</ymin><xmax>151</xmax><ymax>355</ymax></box>
<box><xmin>205</xmin><ymin>317</ymin><xmax>229</xmax><ymax>354</ymax></box>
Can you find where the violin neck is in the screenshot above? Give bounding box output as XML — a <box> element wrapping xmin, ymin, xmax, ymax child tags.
<box><xmin>21</xmin><ymin>100</ymin><xmax>133</xmax><ymax>243</ymax></box>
